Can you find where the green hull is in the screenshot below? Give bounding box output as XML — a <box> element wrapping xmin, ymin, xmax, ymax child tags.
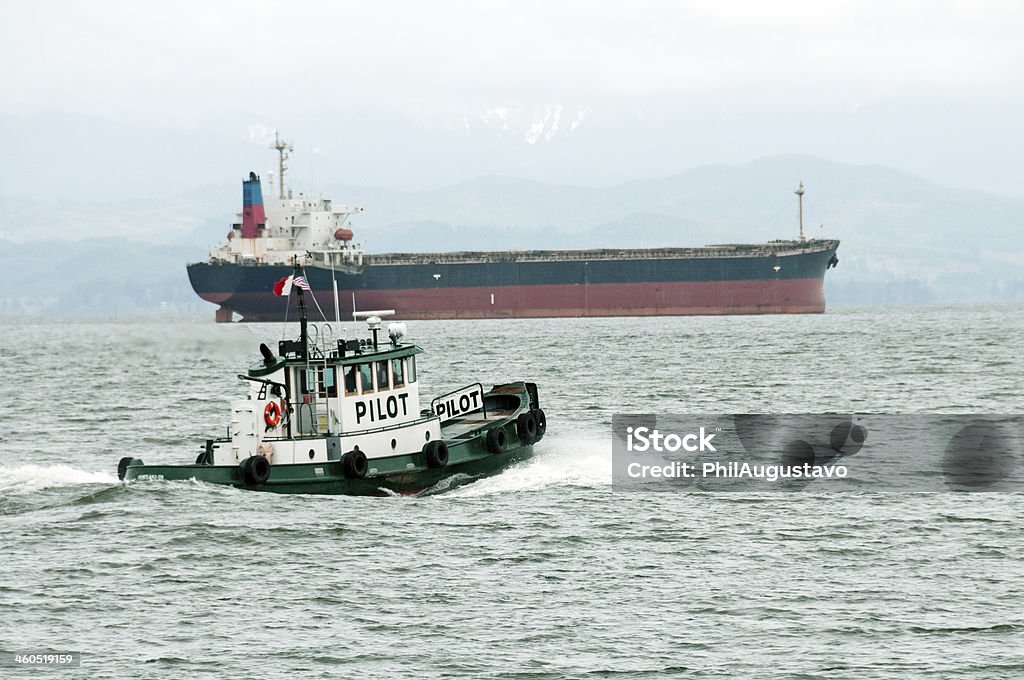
<box><xmin>121</xmin><ymin>423</ymin><xmax>536</xmax><ymax>496</ymax></box>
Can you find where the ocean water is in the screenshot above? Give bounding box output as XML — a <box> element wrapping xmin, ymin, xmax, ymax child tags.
<box><xmin>1</xmin><ymin>306</ymin><xmax>1023</xmax><ymax>678</ymax></box>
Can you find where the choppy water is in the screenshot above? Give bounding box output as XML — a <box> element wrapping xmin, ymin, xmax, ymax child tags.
<box><xmin>1</xmin><ymin>306</ymin><xmax>1023</xmax><ymax>678</ymax></box>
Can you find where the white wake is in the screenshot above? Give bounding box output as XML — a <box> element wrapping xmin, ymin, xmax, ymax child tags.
<box><xmin>0</xmin><ymin>464</ymin><xmax>119</xmax><ymax>495</ymax></box>
<box><xmin>446</xmin><ymin>431</ymin><xmax>610</xmax><ymax>497</ymax></box>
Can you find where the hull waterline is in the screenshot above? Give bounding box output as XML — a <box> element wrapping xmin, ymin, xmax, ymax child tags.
<box><xmin>122</xmin><ymin>443</ymin><xmax>534</xmax><ymax>496</ymax></box>
<box><xmin>189</xmin><ymin>241</ymin><xmax>839</xmax><ymax>322</ymax></box>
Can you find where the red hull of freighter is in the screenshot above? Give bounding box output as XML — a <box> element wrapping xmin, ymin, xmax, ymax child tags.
<box><xmin>197</xmin><ymin>278</ymin><xmax>827</xmax><ymax>321</ymax></box>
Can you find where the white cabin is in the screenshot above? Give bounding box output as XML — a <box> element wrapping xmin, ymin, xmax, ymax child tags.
<box><xmin>210</xmin><ymin>325</ymin><xmax>442</xmax><ymax>471</ymax></box>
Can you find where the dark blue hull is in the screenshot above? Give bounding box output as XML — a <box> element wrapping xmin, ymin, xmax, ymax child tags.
<box><xmin>188</xmin><ymin>240</ymin><xmax>840</xmax><ymax>321</ymax></box>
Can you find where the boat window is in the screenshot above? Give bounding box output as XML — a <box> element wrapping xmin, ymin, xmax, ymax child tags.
<box><xmin>299</xmin><ymin>369</ymin><xmax>316</xmax><ymax>395</ymax></box>
<box><xmin>321</xmin><ymin>367</ymin><xmax>337</xmax><ymax>398</ymax></box>
<box><xmin>391</xmin><ymin>358</ymin><xmax>404</xmax><ymax>387</ymax></box>
<box><xmin>407</xmin><ymin>356</ymin><xmax>416</xmax><ymax>383</ymax></box>
<box><xmin>344</xmin><ymin>365</ymin><xmax>357</xmax><ymax>395</ymax></box>
<box><xmin>376</xmin><ymin>361</ymin><xmax>390</xmax><ymax>391</ymax></box>
<box><xmin>359</xmin><ymin>363</ymin><xmax>374</xmax><ymax>393</ymax></box>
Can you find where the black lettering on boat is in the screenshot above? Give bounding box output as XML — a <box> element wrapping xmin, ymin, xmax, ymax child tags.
<box><xmin>356</xmin><ymin>392</ymin><xmax>409</xmax><ymax>424</ymax></box>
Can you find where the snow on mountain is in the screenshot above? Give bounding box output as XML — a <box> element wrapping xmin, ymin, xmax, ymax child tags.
<box><xmin>472</xmin><ymin>104</ymin><xmax>591</xmax><ymax>144</ymax></box>
<box><xmin>524</xmin><ymin>105</ymin><xmax>562</xmax><ymax>145</ymax></box>
<box><xmin>570</xmin><ymin>107</ymin><xmax>591</xmax><ymax>132</ymax></box>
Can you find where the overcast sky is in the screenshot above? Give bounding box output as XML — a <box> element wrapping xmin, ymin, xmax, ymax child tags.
<box><xmin>2</xmin><ymin>0</ymin><xmax>1023</xmax><ymax>197</ymax></box>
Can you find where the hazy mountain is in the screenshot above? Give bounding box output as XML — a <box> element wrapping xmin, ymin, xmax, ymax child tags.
<box><xmin>1</xmin><ymin>238</ymin><xmax>208</xmax><ymax>316</ymax></box>
<box><xmin>335</xmin><ymin>155</ymin><xmax>1024</xmax><ymax>305</ymax></box>
<box><xmin>2</xmin><ymin>154</ymin><xmax>1022</xmax><ymax>316</ymax></box>
<box><xmin>7</xmin><ymin>104</ymin><xmax>1023</xmax><ymax>204</ymax></box>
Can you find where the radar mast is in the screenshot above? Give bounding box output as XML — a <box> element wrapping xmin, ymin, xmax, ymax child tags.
<box><xmin>272</xmin><ymin>133</ymin><xmax>294</xmax><ymax>200</ymax></box>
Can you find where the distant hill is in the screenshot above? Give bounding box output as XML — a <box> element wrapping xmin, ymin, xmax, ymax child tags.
<box><xmin>2</xmin><ymin>154</ymin><xmax>1022</xmax><ymax>315</ymax></box>
<box><xmin>0</xmin><ymin>239</ymin><xmax>209</xmax><ymax>316</ymax></box>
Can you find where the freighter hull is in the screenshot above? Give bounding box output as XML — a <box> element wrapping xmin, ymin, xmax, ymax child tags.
<box><xmin>188</xmin><ymin>241</ymin><xmax>839</xmax><ymax>321</ymax></box>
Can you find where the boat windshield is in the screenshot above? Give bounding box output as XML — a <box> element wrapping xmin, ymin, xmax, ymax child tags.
<box><xmin>359</xmin><ymin>363</ymin><xmax>374</xmax><ymax>393</ymax></box>
<box><xmin>392</xmin><ymin>358</ymin><xmax>405</xmax><ymax>387</ymax></box>
<box><xmin>344</xmin><ymin>365</ymin><xmax>357</xmax><ymax>395</ymax></box>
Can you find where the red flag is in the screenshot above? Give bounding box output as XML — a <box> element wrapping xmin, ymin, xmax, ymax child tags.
<box><xmin>273</xmin><ymin>275</ymin><xmax>293</xmax><ymax>296</ymax></box>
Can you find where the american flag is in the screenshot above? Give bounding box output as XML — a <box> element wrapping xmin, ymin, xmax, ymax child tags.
<box><xmin>293</xmin><ymin>275</ymin><xmax>311</xmax><ymax>291</ymax></box>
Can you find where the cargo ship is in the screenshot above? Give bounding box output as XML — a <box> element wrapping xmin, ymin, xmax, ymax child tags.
<box><xmin>187</xmin><ymin>135</ymin><xmax>840</xmax><ymax>322</ymax></box>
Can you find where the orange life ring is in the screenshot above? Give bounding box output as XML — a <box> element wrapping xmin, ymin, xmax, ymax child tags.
<box><xmin>264</xmin><ymin>401</ymin><xmax>282</xmax><ymax>428</ymax></box>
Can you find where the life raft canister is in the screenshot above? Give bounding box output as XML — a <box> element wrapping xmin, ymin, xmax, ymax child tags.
<box><xmin>264</xmin><ymin>401</ymin><xmax>282</xmax><ymax>428</ymax></box>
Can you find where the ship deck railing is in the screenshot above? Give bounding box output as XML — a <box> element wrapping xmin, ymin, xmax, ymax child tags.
<box><xmin>363</xmin><ymin>240</ymin><xmax>837</xmax><ymax>266</ymax></box>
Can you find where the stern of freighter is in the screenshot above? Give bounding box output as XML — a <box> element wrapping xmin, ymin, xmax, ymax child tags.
<box><xmin>187</xmin><ymin>262</ymin><xmax>247</xmax><ymax>322</ymax></box>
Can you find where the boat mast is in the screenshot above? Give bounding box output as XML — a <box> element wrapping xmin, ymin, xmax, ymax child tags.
<box><xmin>293</xmin><ymin>263</ymin><xmax>308</xmax><ymax>358</ymax></box>
<box><xmin>795</xmin><ymin>181</ymin><xmax>805</xmax><ymax>242</ymax></box>
<box><xmin>272</xmin><ymin>133</ymin><xmax>293</xmax><ymax>200</ymax></box>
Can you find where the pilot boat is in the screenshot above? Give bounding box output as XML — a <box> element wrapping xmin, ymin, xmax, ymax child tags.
<box><xmin>117</xmin><ymin>269</ymin><xmax>545</xmax><ymax>495</ymax></box>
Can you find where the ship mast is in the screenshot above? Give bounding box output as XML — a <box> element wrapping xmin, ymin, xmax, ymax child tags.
<box><xmin>272</xmin><ymin>133</ymin><xmax>293</xmax><ymax>200</ymax></box>
<box><xmin>795</xmin><ymin>181</ymin><xmax>805</xmax><ymax>242</ymax></box>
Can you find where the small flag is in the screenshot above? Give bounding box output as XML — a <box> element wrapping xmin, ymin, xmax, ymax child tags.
<box><xmin>273</xmin><ymin>275</ymin><xmax>293</xmax><ymax>296</ymax></box>
<box><xmin>293</xmin><ymin>275</ymin><xmax>311</xmax><ymax>292</ymax></box>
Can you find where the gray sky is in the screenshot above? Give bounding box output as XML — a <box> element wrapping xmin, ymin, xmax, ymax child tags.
<box><xmin>2</xmin><ymin>0</ymin><xmax>1023</xmax><ymax>197</ymax></box>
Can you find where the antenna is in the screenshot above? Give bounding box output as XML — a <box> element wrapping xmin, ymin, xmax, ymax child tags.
<box><xmin>272</xmin><ymin>132</ymin><xmax>294</xmax><ymax>200</ymax></box>
<box><xmin>794</xmin><ymin>181</ymin><xmax>805</xmax><ymax>242</ymax></box>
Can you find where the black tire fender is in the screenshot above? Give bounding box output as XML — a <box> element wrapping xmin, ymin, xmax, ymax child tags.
<box><xmin>486</xmin><ymin>427</ymin><xmax>508</xmax><ymax>454</ymax></box>
<box><xmin>424</xmin><ymin>440</ymin><xmax>449</xmax><ymax>468</ymax></box>
<box><xmin>533</xmin><ymin>409</ymin><xmax>547</xmax><ymax>440</ymax></box>
<box><xmin>241</xmin><ymin>455</ymin><xmax>271</xmax><ymax>485</ymax></box>
<box><xmin>117</xmin><ymin>456</ymin><xmax>136</xmax><ymax>481</ymax></box>
<box><xmin>342</xmin><ymin>449</ymin><xmax>369</xmax><ymax>479</ymax></box>
<box><xmin>517</xmin><ymin>411</ymin><xmax>538</xmax><ymax>444</ymax></box>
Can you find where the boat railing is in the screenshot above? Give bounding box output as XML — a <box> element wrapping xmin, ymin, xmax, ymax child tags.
<box><xmin>263</xmin><ymin>397</ymin><xmax>435</xmax><ymax>439</ymax></box>
<box><xmin>349</xmin><ymin>414</ymin><xmax>437</xmax><ymax>436</ymax></box>
<box><xmin>363</xmin><ymin>241</ymin><xmax>837</xmax><ymax>266</ymax></box>
<box><xmin>306</xmin><ymin>323</ymin><xmax>336</xmax><ymax>358</ymax></box>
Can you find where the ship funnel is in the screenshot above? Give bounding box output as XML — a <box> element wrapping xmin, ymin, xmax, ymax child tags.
<box><xmin>241</xmin><ymin>172</ymin><xmax>267</xmax><ymax>238</ymax></box>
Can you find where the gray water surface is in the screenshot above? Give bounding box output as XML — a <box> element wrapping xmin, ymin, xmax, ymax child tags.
<box><xmin>1</xmin><ymin>306</ymin><xmax>1022</xmax><ymax>678</ymax></box>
